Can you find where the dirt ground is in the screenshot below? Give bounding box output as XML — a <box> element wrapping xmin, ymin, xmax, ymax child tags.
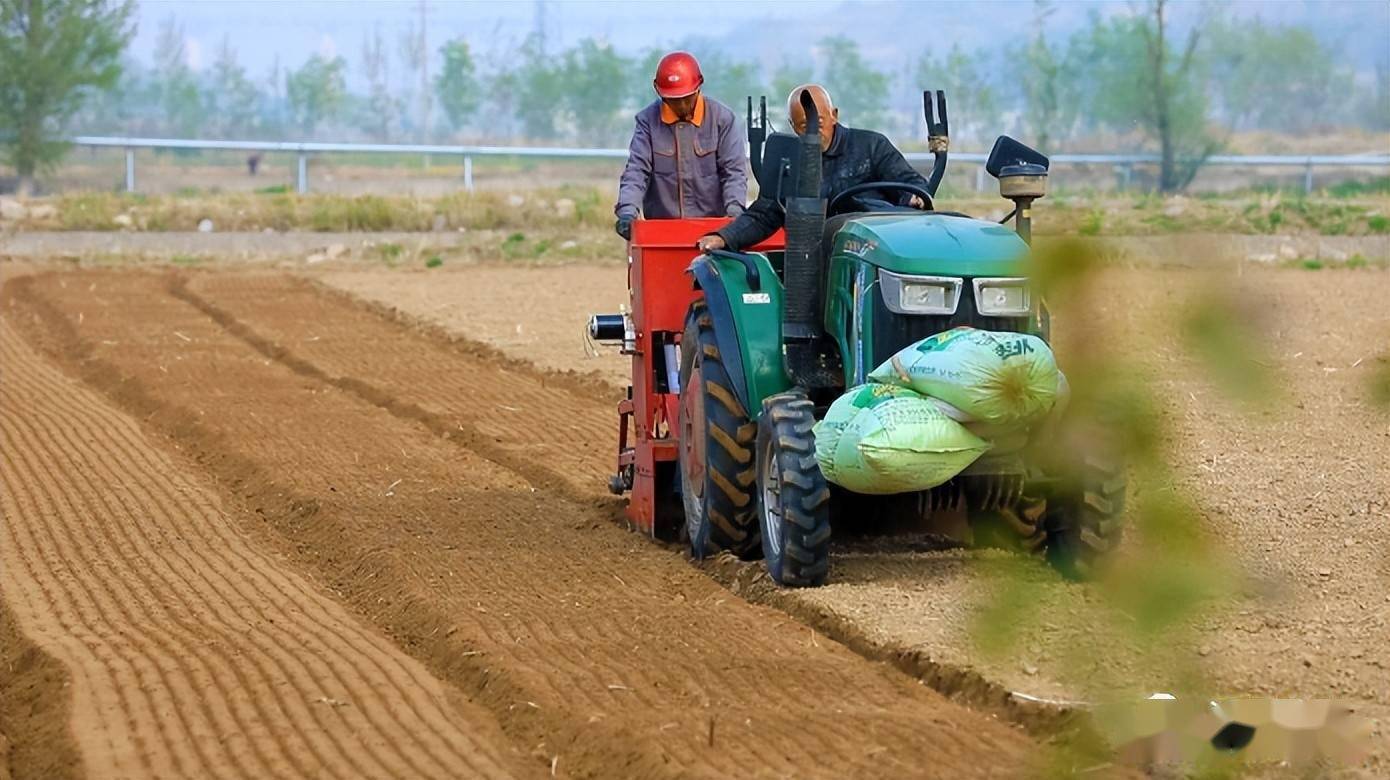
<box><xmin>2</xmin><ymin>250</ymin><xmax>1386</xmax><ymax>778</ymax></box>
<box><xmin>1</xmin><ymin>266</ymin><xmax>1050</xmax><ymax>779</ymax></box>
<box><xmin>321</xmin><ymin>260</ymin><xmax>1390</xmax><ymax>776</ymax></box>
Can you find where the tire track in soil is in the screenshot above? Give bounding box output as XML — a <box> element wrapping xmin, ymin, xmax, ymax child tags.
<box><xmin>7</xmin><ymin>269</ymin><xmax>1044</xmax><ymax>778</ymax></box>
<box><xmin>0</xmin><ymin>312</ymin><xmax>525</xmax><ymax>778</ymax></box>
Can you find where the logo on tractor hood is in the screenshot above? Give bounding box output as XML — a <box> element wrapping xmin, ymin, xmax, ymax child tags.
<box><xmin>742</xmin><ymin>292</ymin><xmax>771</xmax><ymax>304</ymax></box>
<box><xmin>842</xmin><ymin>238</ymin><xmax>877</xmax><ymax>258</ymax></box>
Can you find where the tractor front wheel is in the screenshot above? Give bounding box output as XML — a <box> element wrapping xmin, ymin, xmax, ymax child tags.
<box><xmin>1042</xmin><ymin>424</ymin><xmax>1127</xmax><ymax>580</ymax></box>
<box><xmin>756</xmin><ymin>390</ymin><xmax>831</xmax><ymax>587</ymax></box>
<box><xmin>678</xmin><ymin>301</ymin><xmax>760</xmax><ymax>559</ymax></box>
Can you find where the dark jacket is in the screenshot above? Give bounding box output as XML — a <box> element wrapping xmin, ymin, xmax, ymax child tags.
<box><xmin>714</xmin><ymin>124</ymin><xmax>929</xmax><ymax>250</ymax></box>
<box><xmin>615</xmin><ymin>97</ymin><xmax>748</xmax><ymax>220</ymax></box>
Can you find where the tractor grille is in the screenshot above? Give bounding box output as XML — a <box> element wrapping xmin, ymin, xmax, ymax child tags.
<box><xmin>868</xmin><ymin>278</ymin><xmax>1031</xmax><ymax>368</ymax></box>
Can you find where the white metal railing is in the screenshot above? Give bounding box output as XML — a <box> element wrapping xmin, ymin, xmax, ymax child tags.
<box><xmin>70</xmin><ymin>135</ymin><xmax>1390</xmax><ymax>195</ymax></box>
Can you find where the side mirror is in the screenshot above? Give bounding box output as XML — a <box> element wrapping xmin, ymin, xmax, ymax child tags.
<box><xmin>987</xmin><ymin>135</ymin><xmax>1049</xmax><ymax>200</ymax></box>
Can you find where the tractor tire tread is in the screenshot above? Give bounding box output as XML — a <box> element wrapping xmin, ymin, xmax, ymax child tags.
<box><xmin>758</xmin><ymin>390</ymin><xmax>832</xmax><ymax>587</ymax></box>
<box><xmin>680</xmin><ymin>301</ymin><xmax>760</xmax><ymax>559</ymax></box>
<box><xmin>708</xmin><ymin>422</ymin><xmax>753</xmax><ymax>465</ymax></box>
<box><xmin>1044</xmin><ymin>428</ymin><xmax>1127</xmax><ymax>580</ymax></box>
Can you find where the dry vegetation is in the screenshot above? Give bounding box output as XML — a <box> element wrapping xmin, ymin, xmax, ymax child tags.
<box><xmin>0</xmin><ymin>181</ymin><xmax>1384</xmax><ymax>239</ymax></box>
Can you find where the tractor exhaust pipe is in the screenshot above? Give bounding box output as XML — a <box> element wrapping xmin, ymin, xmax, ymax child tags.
<box><xmin>781</xmin><ymin>89</ymin><xmax>826</xmax><ymax>386</ymax></box>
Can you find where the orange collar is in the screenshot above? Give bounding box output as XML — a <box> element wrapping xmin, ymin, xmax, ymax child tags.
<box><xmin>659</xmin><ymin>94</ymin><xmax>705</xmax><ymax>126</ymax></box>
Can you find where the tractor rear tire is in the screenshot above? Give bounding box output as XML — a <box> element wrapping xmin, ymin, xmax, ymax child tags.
<box><xmin>678</xmin><ymin>301</ymin><xmax>760</xmax><ymax>559</ymax></box>
<box><xmin>756</xmin><ymin>390</ymin><xmax>831</xmax><ymax>587</ymax></box>
<box><xmin>1044</xmin><ymin>441</ymin><xmax>1127</xmax><ymax>580</ymax></box>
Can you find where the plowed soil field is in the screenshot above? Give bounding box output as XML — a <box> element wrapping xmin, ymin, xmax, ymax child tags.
<box><xmin>1</xmin><ymin>267</ymin><xmax>1049</xmax><ymax>779</ymax></box>
<box><xmin>323</xmin><ymin>261</ymin><xmax>1390</xmax><ymax>777</ymax></box>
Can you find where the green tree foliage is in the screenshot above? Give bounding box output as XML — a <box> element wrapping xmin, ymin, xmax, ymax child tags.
<box><xmin>207</xmin><ymin>37</ymin><xmax>261</xmax><ymax>138</ymax></box>
<box><xmin>561</xmin><ymin>39</ymin><xmax>629</xmax><ymax>144</ymax></box>
<box><xmin>1207</xmin><ymin>18</ymin><xmax>1353</xmax><ymax>131</ymax></box>
<box><xmin>499</xmin><ymin>34</ymin><xmax>563</xmax><ymax>140</ymax></box>
<box><xmin>1009</xmin><ymin>1</ymin><xmax>1079</xmax><ymax>152</ymax></box>
<box><xmin>152</xmin><ymin>17</ymin><xmax>202</xmax><ymax>138</ymax></box>
<box><xmin>0</xmin><ymin>0</ymin><xmax>134</xmax><ymax>190</ymax></box>
<box><xmin>700</xmin><ymin>53</ymin><xmax>766</xmax><ymax>116</ymax></box>
<box><xmin>1076</xmin><ymin>0</ymin><xmax>1219</xmax><ymax>191</ymax></box>
<box><xmin>69</xmin><ymin>52</ymin><xmax>141</xmax><ymax>134</ymax></box>
<box><xmin>770</xmin><ymin>60</ymin><xmax>813</xmax><ymax>119</ymax></box>
<box><xmin>435</xmin><ymin>38</ymin><xmax>479</xmax><ymax>134</ymax></box>
<box><xmin>914</xmin><ymin>44</ymin><xmax>1001</xmax><ymax>145</ymax></box>
<box><xmin>627</xmin><ymin>47</ymin><xmax>663</xmax><ymax>108</ymax></box>
<box><xmin>286</xmin><ymin>53</ymin><xmax>346</xmax><ymax>136</ymax></box>
<box><xmin>817</xmin><ymin>36</ymin><xmax>889</xmax><ymax>128</ymax></box>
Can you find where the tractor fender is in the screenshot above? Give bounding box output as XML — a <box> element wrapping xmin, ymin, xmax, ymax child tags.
<box><xmin>688</xmin><ymin>255</ymin><xmax>754</xmax><ymax>415</ymax></box>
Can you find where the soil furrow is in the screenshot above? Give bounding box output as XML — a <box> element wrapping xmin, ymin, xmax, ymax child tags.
<box><xmin>4</xmin><ymin>410</ymin><xmax>224</xmax><ymax>777</ymax></box>
<box><xmin>25</xmin><ymin>380</ymin><xmax>486</xmax><ymax>778</ymax></box>
<box><xmin>180</xmin><ymin>273</ymin><xmax>615</xmax><ymax>501</ymax></box>
<box><xmin>0</xmin><ymin>563</ymin><xmax>83</xmax><ymax>780</ymax></box>
<box><xmin>7</xmin><ymin>273</ymin><xmax>666</xmax><ymax>778</ymax></box>
<box><xmin>15</xmin><ymin>392</ymin><xmax>411</xmax><ymax>780</ymax></box>
<box><xmin>0</xmin><ymin>307</ymin><xmax>525</xmax><ymax>778</ymax></box>
<box><xmin>2</xmin><ymin>270</ymin><xmax>1043</xmax><ymax>777</ymax></box>
<box><xmin>3</xmin><ymin>323</ymin><xmax>425</xmax><ymax>778</ymax></box>
<box><xmin>2</xmin><ymin>394</ymin><xmax>236</xmax><ymax>778</ymax></box>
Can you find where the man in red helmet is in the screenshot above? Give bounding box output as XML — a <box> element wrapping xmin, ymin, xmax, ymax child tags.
<box><xmin>613</xmin><ymin>51</ymin><xmax>747</xmax><ymax>240</ymax></box>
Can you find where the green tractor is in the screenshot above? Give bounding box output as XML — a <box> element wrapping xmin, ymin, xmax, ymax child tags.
<box><xmin>678</xmin><ymin>90</ymin><xmax>1126</xmax><ymax>586</ymax></box>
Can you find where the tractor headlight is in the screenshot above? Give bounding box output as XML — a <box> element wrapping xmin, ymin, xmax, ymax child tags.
<box><xmin>972</xmin><ymin>277</ymin><xmax>1031</xmax><ymax>316</ymax></box>
<box><xmin>879</xmin><ymin>270</ymin><xmax>962</xmax><ymax>315</ymax></box>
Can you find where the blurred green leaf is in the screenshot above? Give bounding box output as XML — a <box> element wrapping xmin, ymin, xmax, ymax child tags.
<box><xmin>1370</xmin><ymin>356</ymin><xmax>1390</xmax><ymax>409</ymax></box>
<box><xmin>1179</xmin><ymin>289</ymin><xmax>1279</xmax><ymax>407</ymax></box>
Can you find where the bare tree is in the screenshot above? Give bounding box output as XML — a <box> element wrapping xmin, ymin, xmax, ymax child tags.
<box><xmin>1080</xmin><ymin>0</ymin><xmax>1220</xmax><ymax>191</ymax></box>
<box><xmin>397</xmin><ymin>1</ymin><xmax>432</xmax><ymax>141</ymax></box>
<box><xmin>361</xmin><ymin>28</ymin><xmax>398</xmax><ymax>140</ymax></box>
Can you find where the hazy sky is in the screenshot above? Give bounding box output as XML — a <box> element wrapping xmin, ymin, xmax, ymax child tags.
<box><xmin>132</xmin><ymin>0</ymin><xmax>790</xmax><ymax>76</ymax></box>
<box><xmin>130</xmin><ymin>0</ymin><xmax>1390</xmax><ymax>85</ymax></box>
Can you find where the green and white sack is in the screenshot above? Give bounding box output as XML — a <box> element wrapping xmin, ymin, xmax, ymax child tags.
<box><xmin>813</xmin><ymin>384</ymin><xmax>990</xmax><ymax>495</ymax></box>
<box><xmin>868</xmin><ymin>327</ymin><xmax>1059</xmax><ymax>427</ymax></box>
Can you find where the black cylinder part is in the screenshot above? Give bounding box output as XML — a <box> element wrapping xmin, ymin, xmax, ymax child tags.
<box><xmin>588</xmin><ymin>314</ymin><xmax>626</xmax><ymax>341</ymax></box>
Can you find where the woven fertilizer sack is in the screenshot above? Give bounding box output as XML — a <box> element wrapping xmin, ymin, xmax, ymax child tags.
<box><xmin>868</xmin><ymin>327</ymin><xmax>1059</xmax><ymax>427</ymax></box>
<box><xmin>813</xmin><ymin>384</ymin><xmax>990</xmax><ymax>495</ymax></box>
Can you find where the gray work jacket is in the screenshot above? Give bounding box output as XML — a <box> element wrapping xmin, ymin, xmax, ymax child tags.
<box><xmin>614</xmin><ymin>97</ymin><xmax>747</xmax><ymax>220</ymax></box>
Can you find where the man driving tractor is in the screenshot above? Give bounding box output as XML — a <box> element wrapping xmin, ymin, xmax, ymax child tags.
<box><xmin>696</xmin><ymin>84</ymin><xmax>929</xmax><ymax>252</ymax></box>
<box><xmin>613</xmin><ymin>52</ymin><xmax>748</xmax><ymax>240</ymax></box>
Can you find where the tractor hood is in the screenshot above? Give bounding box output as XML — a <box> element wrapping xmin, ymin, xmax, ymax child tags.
<box><xmin>831</xmin><ymin>213</ymin><xmax>1029</xmax><ymax>277</ymax></box>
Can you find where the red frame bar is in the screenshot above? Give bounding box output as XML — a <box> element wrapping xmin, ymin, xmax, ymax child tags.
<box><xmin>617</xmin><ymin>218</ymin><xmax>784</xmax><ymax>535</ymax></box>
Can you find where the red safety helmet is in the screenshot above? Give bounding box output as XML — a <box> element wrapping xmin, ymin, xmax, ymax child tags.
<box><xmin>653</xmin><ymin>51</ymin><xmax>703</xmax><ymax>99</ymax></box>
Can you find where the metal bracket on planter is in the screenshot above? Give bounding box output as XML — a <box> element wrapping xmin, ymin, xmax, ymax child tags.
<box><xmin>703</xmin><ymin>249</ymin><xmax>761</xmax><ymax>291</ymax></box>
<box><xmin>923</xmin><ymin>89</ymin><xmax>950</xmax><ymax>196</ymax></box>
<box><xmin>747</xmin><ymin>95</ymin><xmax>768</xmax><ymax>187</ymax></box>
<box><xmin>924</xmin><ymin>89</ymin><xmax>948</xmax><ymax>150</ymax></box>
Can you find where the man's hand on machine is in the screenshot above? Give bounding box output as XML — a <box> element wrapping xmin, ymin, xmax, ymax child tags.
<box><xmin>695</xmin><ymin>234</ymin><xmax>726</xmax><ymax>253</ymax></box>
<box><xmin>614</xmin><ymin>216</ymin><xmax>634</xmax><ymax>241</ymax></box>
<box><xmin>908</xmin><ymin>194</ymin><xmax>926</xmax><ymax>209</ymax></box>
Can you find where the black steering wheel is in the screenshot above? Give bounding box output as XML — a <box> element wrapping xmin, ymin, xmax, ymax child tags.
<box><xmin>827</xmin><ymin>181</ymin><xmax>934</xmax><ymax>216</ymax></box>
